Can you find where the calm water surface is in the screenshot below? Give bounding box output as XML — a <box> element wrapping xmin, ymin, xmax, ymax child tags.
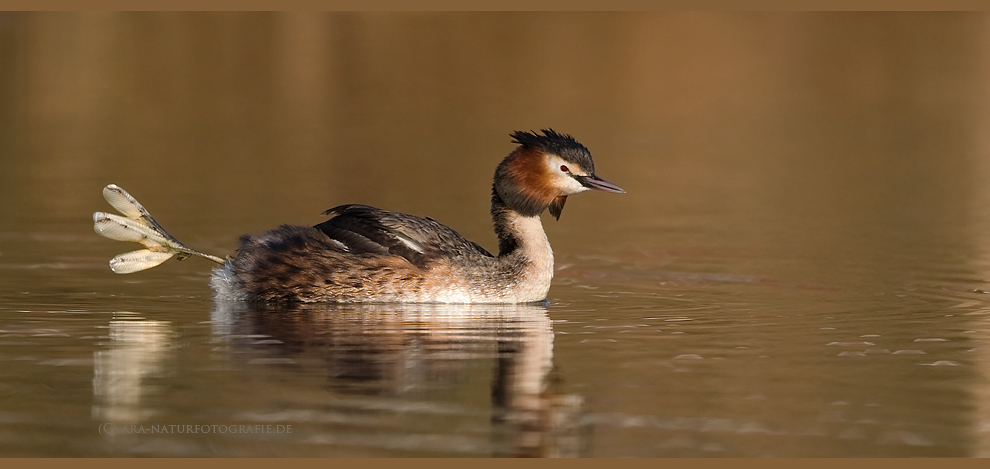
<box><xmin>3</xmin><ymin>12</ymin><xmax>990</xmax><ymax>457</ymax></box>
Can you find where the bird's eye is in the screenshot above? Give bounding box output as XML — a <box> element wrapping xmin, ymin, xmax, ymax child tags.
<box><xmin>560</xmin><ymin>165</ymin><xmax>569</xmax><ymax>173</ymax></box>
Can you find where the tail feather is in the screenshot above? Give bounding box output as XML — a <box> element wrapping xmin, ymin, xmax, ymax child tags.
<box><xmin>93</xmin><ymin>184</ymin><xmax>225</xmax><ymax>273</ymax></box>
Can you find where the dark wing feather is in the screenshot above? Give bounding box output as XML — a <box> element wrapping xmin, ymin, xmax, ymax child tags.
<box><xmin>314</xmin><ymin>204</ymin><xmax>493</xmax><ymax>269</ymax></box>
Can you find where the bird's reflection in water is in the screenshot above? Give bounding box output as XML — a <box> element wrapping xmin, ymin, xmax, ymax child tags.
<box><xmin>211</xmin><ymin>300</ymin><xmax>585</xmax><ymax>457</ymax></box>
<box><xmin>92</xmin><ymin>314</ymin><xmax>175</xmax><ymax>423</ymax></box>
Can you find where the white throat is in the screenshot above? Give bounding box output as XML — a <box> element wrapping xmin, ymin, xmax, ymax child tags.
<box><xmin>503</xmin><ymin>211</ymin><xmax>554</xmax><ymax>302</ymax></box>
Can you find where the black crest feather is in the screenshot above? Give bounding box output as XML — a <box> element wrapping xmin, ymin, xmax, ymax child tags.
<box><xmin>510</xmin><ymin>129</ymin><xmax>595</xmax><ymax>172</ymax></box>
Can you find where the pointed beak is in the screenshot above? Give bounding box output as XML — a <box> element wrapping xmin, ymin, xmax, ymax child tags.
<box><xmin>577</xmin><ymin>174</ymin><xmax>625</xmax><ymax>193</ymax></box>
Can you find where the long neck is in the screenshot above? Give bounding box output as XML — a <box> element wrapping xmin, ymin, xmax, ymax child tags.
<box><xmin>491</xmin><ymin>188</ymin><xmax>554</xmax><ymax>271</ymax></box>
<box><xmin>489</xmin><ymin>178</ymin><xmax>555</xmax><ymax>303</ymax></box>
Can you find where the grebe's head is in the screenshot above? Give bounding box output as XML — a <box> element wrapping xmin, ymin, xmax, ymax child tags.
<box><xmin>494</xmin><ymin>129</ymin><xmax>624</xmax><ymax>220</ymax></box>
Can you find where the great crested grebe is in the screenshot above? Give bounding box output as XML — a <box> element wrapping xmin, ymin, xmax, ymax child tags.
<box><xmin>93</xmin><ymin>129</ymin><xmax>624</xmax><ymax>303</ymax></box>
